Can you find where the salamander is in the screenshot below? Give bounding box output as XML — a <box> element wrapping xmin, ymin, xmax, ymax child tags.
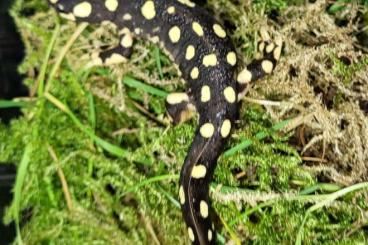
<box><xmin>48</xmin><ymin>0</ymin><xmax>282</xmax><ymax>244</ymax></box>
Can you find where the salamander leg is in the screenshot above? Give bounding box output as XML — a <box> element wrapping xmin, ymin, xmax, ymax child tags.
<box><xmin>237</xmin><ymin>31</ymin><xmax>282</xmax><ymax>100</ymax></box>
<box><xmin>165</xmin><ymin>92</ymin><xmax>196</xmax><ymax>125</ymax></box>
<box><xmin>87</xmin><ymin>32</ymin><xmax>134</xmax><ymax>67</ymax></box>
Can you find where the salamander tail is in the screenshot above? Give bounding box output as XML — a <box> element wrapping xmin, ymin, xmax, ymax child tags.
<box><xmin>179</xmin><ymin>110</ymin><xmax>234</xmax><ymax>244</ymax></box>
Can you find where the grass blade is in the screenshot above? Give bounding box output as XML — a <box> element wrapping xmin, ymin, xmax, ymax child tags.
<box><xmin>44</xmin><ymin>92</ymin><xmax>129</xmax><ymax>158</ymax></box>
<box><xmin>10</xmin><ymin>144</ymin><xmax>32</xmax><ymax>245</ymax></box>
<box><xmin>36</xmin><ymin>21</ymin><xmax>60</xmax><ymax>96</ymax></box>
<box><xmin>224</xmin><ymin>118</ymin><xmax>291</xmax><ymax>157</ymax></box>
<box><xmin>299</xmin><ymin>183</ymin><xmax>341</xmax><ymax>195</ymax></box>
<box><xmin>123</xmin><ymin>76</ymin><xmax>168</xmax><ymax>98</ymax></box>
<box><xmin>45</xmin><ymin>22</ymin><xmax>88</xmax><ymax>93</ymax></box>
<box><xmin>122</xmin><ymin>174</ymin><xmax>179</xmax><ymax>196</ymax></box>
<box><xmin>0</xmin><ymin>100</ymin><xmax>29</xmax><ymax>109</ymax></box>
<box><xmin>87</xmin><ymin>92</ymin><xmax>96</xmax><ymax>131</ymax></box>
<box><xmin>157</xmin><ymin>185</ymin><xmax>181</xmax><ymax>208</ymax></box>
<box><xmin>296</xmin><ymin>182</ymin><xmax>368</xmax><ymax>245</ymax></box>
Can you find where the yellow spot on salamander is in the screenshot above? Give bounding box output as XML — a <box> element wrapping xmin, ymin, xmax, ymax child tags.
<box><xmin>259</xmin><ymin>42</ymin><xmax>265</xmax><ymax>52</ymax></box>
<box><xmin>261</xmin><ymin>60</ymin><xmax>274</xmax><ymax>74</ymax></box>
<box><xmin>188</xmin><ymin>227</ymin><xmax>195</xmax><ymax>242</ymax></box>
<box><xmin>166</xmin><ymin>93</ymin><xmax>189</xmax><ymax>105</ymax></box>
<box><xmin>200</xmin><ymin>200</ymin><xmax>209</xmax><ymax>218</ymax></box>
<box><xmin>220</xmin><ymin>119</ymin><xmax>231</xmax><ymax>138</ymax></box>
<box><xmin>190</xmin><ymin>67</ymin><xmax>199</xmax><ymax>80</ymax></box>
<box><xmin>200</xmin><ymin>123</ymin><xmax>214</xmax><ymax>138</ymax></box>
<box><xmin>237</xmin><ymin>68</ymin><xmax>252</xmax><ymax>84</ymax></box>
<box><xmin>105</xmin><ymin>0</ymin><xmax>118</xmax><ymax>12</ymax></box>
<box><xmin>73</xmin><ymin>2</ymin><xmax>92</xmax><ymax>18</ymax></box>
<box><xmin>168</xmin><ymin>26</ymin><xmax>181</xmax><ymax>43</ymax></box>
<box><xmin>121</xmin><ymin>34</ymin><xmax>133</xmax><ymax>48</ymax></box>
<box><xmin>192</xmin><ymin>22</ymin><xmax>204</xmax><ymax>37</ymax></box>
<box><xmin>226</xmin><ymin>52</ymin><xmax>237</xmax><ymax>66</ymax></box>
<box><xmin>178</xmin><ymin>0</ymin><xmax>195</xmax><ymax>7</ymax></box>
<box><xmin>167</xmin><ymin>6</ymin><xmax>175</xmax><ymax>14</ymax></box>
<box><xmin>134</xmin><ymin>28</ymin><xmax>142</xmax><ymax>35</ymax></box>
<box><xmin>274</xmin><ymin>46</ymin><xmax>282</xmax><ymax>60</ymax></box>
<box><xmin>105</xmin><ymin>53</ymin><xmax>127</xmax><ymax>65</ymax></box>
<box><xmin>223</xmin><ymin>87</ymin><xmax>236</xmax><ymax>103</ymax></box>
<box><xmin>123</xmin><ymin>13</ymin><xmax>132</xmax><ymax>20</ymax></box>
<box><xmin>266</xmin><ymin>43</ymin><xmax>275</xmax><ymax>53</ymax></box>
<box><xmin>202</xmin><ymin>54</ymin><xmax>217</xmax><ymax>67</ymax></box>
<box><xmin>191</xmin><ymin>165</ymin><xmax>207</xmax><ymax>179</ymax></box>
<box><xmin>200</xmin><ymin>86</ymin><xmax>211</xmax><ymax>102</ymax></box>
<box><xmin>213</xmin><ymin>24</ymin><xmax>226</xmax><ymax>38</ymax></box>
<box><xmin>141</xmin><ymin>1</ymin><xmax>156</xmax><ymax>20</ymax></box>
<box><xmin>208</xmin><ymin>230</ymin><xmax>213</xmax><ymax>241</ymax></box>
<box><xmin>179</xmin><ymin>185</ymin><xmax>185</xmax><ymax>204</ymax></box>
<box><xmin>185</xmin><ymin>45</ymin><xmax>195</xmax><ymax>60</ymax></box>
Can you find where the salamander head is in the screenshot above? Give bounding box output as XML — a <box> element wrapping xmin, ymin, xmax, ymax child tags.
<box><xmin>49</xmin><ymin>0</ymin><xmax>117</xmax><ymax>22</ymax></box>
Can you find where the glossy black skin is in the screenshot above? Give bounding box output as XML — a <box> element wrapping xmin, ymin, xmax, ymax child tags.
<box><xmin>49</xmin><ymin>1</ymin><xmax>265</xmax><ymax>244</ymax></box>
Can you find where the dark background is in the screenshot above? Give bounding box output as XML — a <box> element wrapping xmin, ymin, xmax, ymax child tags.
<box><xmin>0</xmin><ymin>0</ymin><xmax>24</xmax><ymax>243</ymax></box>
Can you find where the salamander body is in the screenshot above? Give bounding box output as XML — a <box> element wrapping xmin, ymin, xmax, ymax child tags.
<box><xmin>49</xmin><ymin>1</ymin><xmax>282</xmax><ymax>244</ymax></box>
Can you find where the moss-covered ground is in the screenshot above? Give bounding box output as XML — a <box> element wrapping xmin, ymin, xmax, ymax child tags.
<box><xmin>1</xmin><ymin>0</ymin><xmax>368</xmax><ymax>244</ymax></box>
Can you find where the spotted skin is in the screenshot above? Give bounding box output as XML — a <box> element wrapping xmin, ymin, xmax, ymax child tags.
<box><xmin>49</xmin><ymin>0</ymin><xmax>281</xmax><ymax>244</ymax></box>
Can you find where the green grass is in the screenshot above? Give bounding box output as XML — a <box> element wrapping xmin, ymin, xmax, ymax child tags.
<box><xmin>1</xmin><ymin>0</ymin><xmax>368</xmax><ymax>244</ymax></box>
<box><xmin>44</xmin><ymin>92</ymin><xmax>129</xmax><ymax>158</ymax></box>
<box><xmin>0</xmin><ymin>100</ymin><xmax>30</xmax><ymax>109</ymax></box>
<box><xmin>123</xmin><ymin>76</ymin><xmax>168</xmax><ymax>98</ymax></box>
<box><xmin>223</xmin><ymin>118</ymin><xmax>291</xmax><ymax>157</ymax></box>
<box><xmin>7</xmin><ymin>144</ymin><xmax>32</xmax><ymax>245</ymax></box>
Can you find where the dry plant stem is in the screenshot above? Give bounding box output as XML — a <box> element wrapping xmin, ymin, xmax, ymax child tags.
<box><xmin>247</xmin><ymin>0</ymin><xmax>368</xmax><ymax>183</ymax></box>
<box><xmin>48</xmin><ymin>145</ymin><xmax>73</xmax><ymax>211</ymax></box>
<box><xmin>130</xmin><ymin>100</ymin><xmax>168</xmax><ymax>127</ymax></box>
<box><xmin>301</xmin><ymin>156</ymin><xmax>328</xmax><ymax>163</ymax></box>
<box><xmin>140</xmin><ymin>212</ymin><xmax>161</xmax><ymax>245</ymax></box>
<box><xmin>111</xmin><ymin>128</ymin><xmax>140</xmax><ymax>137</ymax></box>
<box><xmin>45</xmin><ymin>22</ymin><xmax>89</xmax><ymax>93</ymax></box>
<box><xmin>283</xmin><ymin>113</ymin><xmax>315</xmax><ymax>132</ymax></box>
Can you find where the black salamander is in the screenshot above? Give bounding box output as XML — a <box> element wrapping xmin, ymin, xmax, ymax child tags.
<box><xmin>49</xmin><ymin>0</ymin><xmax>282</xmax><ymax>244</ymax></box>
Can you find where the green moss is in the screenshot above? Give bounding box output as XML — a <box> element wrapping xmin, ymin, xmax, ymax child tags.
<box><xmin>331</xmin><ymin>54</ymin><xmax>368</xmax><ymax>86</ymax></box>
<box><xmin>1</xmin><ymin>0</ymin><xmax>368</xmax><ymax>244</ymax></box>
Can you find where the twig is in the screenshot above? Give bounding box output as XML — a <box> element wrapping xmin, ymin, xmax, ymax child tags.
<box><xmin>45</xmin><ymin>22</ymin><xmax>89</xmax><ymax>93</ymax></box>
<box><xmin>111</xmin><ymin>128</ymin><xmax>139</xmax><ymax>137</ymax></box>
<box><xmin>140</xmin><ymin>212</ymin><xmax>161</xmax><ymax>245</ymax></box>
<box><xmin>48</xmin><ymin>145</ymin><xmax>73</xmax><ymax>211</ymax></box>
<box><xmin>301</xmin><ymin>156</ymin><xmax>328</xmax><ymax>163</ymax></box>
<box><xmin>130</xmin><ymin>99</ymin><xmax>169</xmax><ymax>127</ymax></box>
